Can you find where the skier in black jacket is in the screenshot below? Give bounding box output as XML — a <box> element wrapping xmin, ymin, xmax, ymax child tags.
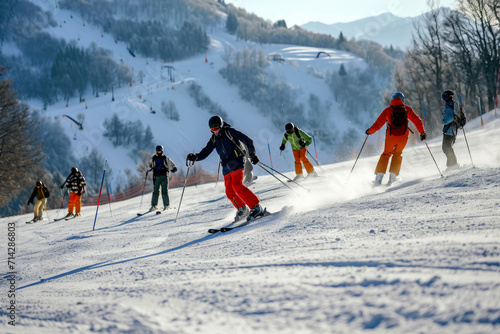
<box><xmin>149</xmin><ymin>145</ymin><xmax>177</xmax><ymax>211</ymax></box>
<box><xmin>187</xmin><ymin>116</ymin><xmax>265</xmax><ymax>221</ymax></box>
<box><xmin>28</xmin><ymin>181</ymin><xmax>50</xmax><ymax>222</ymax></box>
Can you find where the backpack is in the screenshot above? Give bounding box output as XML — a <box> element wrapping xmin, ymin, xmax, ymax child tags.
<box><xmin>210</xmin><ymin>126</ymin><xmax>247</xmax><ymax>157</ymax></box>
<box><xmin>284</xmin><ymin>126</ymin><xmax>303</xmax><ymax>140</ymax></box>
<box><xmin>389</xmin><ymin>105</ymin><xmax>408</xmax><ymax>136</ymax></box>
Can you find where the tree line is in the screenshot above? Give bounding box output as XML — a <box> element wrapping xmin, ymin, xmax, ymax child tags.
<box><xmin>60</xmin><ymin>0</ymin><xmax>211</xmax><ymax>63</ymax></box>
<box><xmin>392</xmin><ymin>0</ymin><xmax>500</xmax><ymax>137</ymax></box>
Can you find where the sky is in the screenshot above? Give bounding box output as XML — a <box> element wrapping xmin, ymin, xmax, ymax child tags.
<box><xmin>223</xmin><ymin>0</ymin><xmax>457</xmax><ymax>26</ymax></box>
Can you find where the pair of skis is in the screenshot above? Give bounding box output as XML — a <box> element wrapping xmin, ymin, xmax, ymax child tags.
<box><xmin>208</xmin><ymin>209</ymin><xmax>271</xmax><ymax>234</ymax></box>
<box><xmin>137</xmin><ymin>207</ymin><xmax>175</xmax><ymax>216</ymax></box>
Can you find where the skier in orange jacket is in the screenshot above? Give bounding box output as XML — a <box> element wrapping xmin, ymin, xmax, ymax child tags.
<box><xmin>366</xmin><ymin>92</ymin><xmax>426</xmax><ymax>186</ymax></box>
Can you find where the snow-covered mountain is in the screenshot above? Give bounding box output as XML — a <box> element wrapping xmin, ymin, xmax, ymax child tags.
<box><xmin>1</xmin><ymin>109</ymin><xmax>499</xmax><ymax>333</ymax></box>
<box><xmin>301</xmin><ymin>12</ymin><xmax>417</xmax><ymax>49</ymax></box>
<box><xmin>19</xmin><ymin>0</ymin><xmax>366</xmax><ymax>185</ymax></box>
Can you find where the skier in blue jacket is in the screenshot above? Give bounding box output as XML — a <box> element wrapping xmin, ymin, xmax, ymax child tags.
<box><xmin>441</xmin><ymin>89</ymin><xmax>466</xmax><ymax>169</ymax></box>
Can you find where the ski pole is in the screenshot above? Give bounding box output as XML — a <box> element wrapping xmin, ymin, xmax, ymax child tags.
<box><xmin>257</xmin><ymin>162</ymin><xmax>309</xmax><ymax>191</ymax></box>
<box><xmin>257</xmin><ymin>162</ymin><xmax>295</xmax><ymax>192</ymax></box>
<box><xmin>92</xmin><ymin>160</ymin><xmax>107</xmax><ymax>231</ymax></box>
<box><xmin>41</xmin><ymin>187</ymin><xmax>50</xmax><ymax>222</ymax></box>
<box><xmin>174</xmin><ymin>158</ymin><xmax>195</xmax><ymax>223</ymax></box>
<box><xmin>306</xmin><ymin>149</ymin><xmax>325</xmax><ymax>173</ymax></box>
<box><xmin>214</xmin><ymin>161</ymin><xmax>221</xmax><ymax>189</ymax></box>
<box><xmin>459</xmin><ymin>94</ymin><xmax>475</xmax><ymax>167</ymax></box>
<box><xmin>55</xmin><ymin>188</ymin><xmax>68</xmax><ymax>220</ymax></box>
<box><xmin>461</xmin><ymin>127</ymin><xmax>475</xmax><ymax>168</ymax></box>
<box><xmin>139</xmin><ymin>169</ymin><xmax>150</xmax><ymax>210</ymax></box>
<box><xmin>312</xmin><ymin>135</ymin><xmax>319</xmax><ymax>163</ymax></box>
<box><xmin>423</xmin><ymin>140</ymin><xmax>444</xmax><ymax>178</ymax></box>
<box><xmin>267</xmin><ymin>139</ymin><xmax>273</xmax><ymax>168</ymax></box>
<box><xmin>277</xmin><ymin>151</ymin><xmax>282</xmax><ymax>170</ymax></box>
<box><xmin>105</xmin><ymin>178</ymin><xmax>113</xmax><ymax>218</ymax></box>
<box><xmin>283</xmin><ymin>149</ymin><xmax>293</xmax><ymax>171</ymax></box>
<box><xmin>346</xmin><ymin>134</ymin><xmax>368</xmax><ymax>183</ymax></box>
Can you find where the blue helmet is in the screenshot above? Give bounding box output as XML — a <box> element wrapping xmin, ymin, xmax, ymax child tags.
<box><xmin>391</xmin><ymin>92</ymin><xmax>404</xmax><ymax>103</ymax></box>
<box><xmin>441</xmin><ymin>89</ymin><xmax>454</xmax><ymax>102</ymax></box>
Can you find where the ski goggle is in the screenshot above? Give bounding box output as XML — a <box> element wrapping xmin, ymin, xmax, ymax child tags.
<box><xmin>210</xmin><ymin>126</ymin><xmax>221</xmax><ymax>134</ymax></box>
<box><xmin>286</xmin><ymin>128</ymin><xmax>294</xmax><ymax>134</ymax></box>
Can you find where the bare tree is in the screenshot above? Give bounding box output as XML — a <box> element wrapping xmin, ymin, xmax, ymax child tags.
<box><xmin>0</xmin><ymin>67</ymin><xmax>43</xmax><ymax>207</ymax></box>
<box><xmin>454</xmin><ymin>0</ymin><xmax>500</xmax><ymax>109</ymax></box>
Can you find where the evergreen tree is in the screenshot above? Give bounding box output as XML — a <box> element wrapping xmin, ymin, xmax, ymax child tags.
<box><xmin>226</xmin><ymin>12</ymin><xmax>238</xmax><ymax>34</ymax></box>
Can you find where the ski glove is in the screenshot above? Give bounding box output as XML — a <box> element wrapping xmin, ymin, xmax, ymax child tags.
<box><xmin>250</xmin><ymin>153</ymin><xmax>259</xmax><ymax>165</ymax></box>
<box><xmin>365</xmin><ymin>129</ymin><xmax>370</xmax><ymax>135</ymax></box>
<box><xmin>279</xmin><ymin>143</ymin><xmax>285</xmax><ymax>151</ymax></box>
<box><xmin>77</xmin><ymin>191</ymin><xmax>82</xmax><ymax>196</ymax></box>
<box><xmin>299</xmin><ymin>139</ymin><xmax>306</xmax><ymax>148</ymax></box>
<box><xmin>420</xmin><ymin>132</ymin><xmax>427</xmax><ymax>141</ymax></box>
<box><xmin>171</xmin><ymin>167</ymin><xmax>177</xmax><ymax>173</ymax></box>
<box><xmin>187</xmin><ymin>153</ymin><xmax>197</xmax><ymax>162</ymax></box>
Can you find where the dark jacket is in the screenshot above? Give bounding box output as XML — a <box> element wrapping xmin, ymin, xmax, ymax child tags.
<box><xmin>150</xmin><ymin>153</ymin><xmax>177</xmax><ymax>177</ymax></box>
<box><xmin>442</xmin><ymin>100</ymin><xmax>458</xmax><ymax>136</ymax></box>
<box><xmin>28</xmin><ymin>184</ymin><xmax>50</xmax><ymax>205</ymax></box>
<box><xmin>195</xmin><ymin>123</ymin><xmax>256</xmax><ymax>175</ymax></box>
<box><xmin>66</xmin><ymin>171</ymin><xmax>86</xmax><ymax>195</ymax></box>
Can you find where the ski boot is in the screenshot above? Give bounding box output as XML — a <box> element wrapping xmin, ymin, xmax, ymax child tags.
<box><xmin>387</xmin><ymin>172</ymin><xmax>397</xmax><ymax>186</ymax></box>
<box><xmin>247</xmin><ymin>203</ymin><xmax>265</xmax><ymax>221</ymax></box>
<box><xmin>234</xmin><ymin>206</ymin><xmax>249</xmax><ymax>220</ymax></box>
<box><xmin>373</xmin><ymin>173</ymin><xmax>384</xmax><ymax>186</ymax></box>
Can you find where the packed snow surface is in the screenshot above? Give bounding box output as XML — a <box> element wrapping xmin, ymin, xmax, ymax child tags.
<box><xmin>1</xmin><ymin>112</ymin><xmax>499</xmax><ymax>333</ymax></box>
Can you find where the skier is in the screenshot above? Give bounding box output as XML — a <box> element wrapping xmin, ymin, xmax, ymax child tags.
<box><xmin>279</xmin><ymin>122</ymin><xmax>316</xmax><ymax>181</ymax></box>
<box><xmin>366</xmin><ymin>92</ymin><xmax>426</xmax><ymax>186</ymax></box>
<box><xmin>441</xmin><ymin>89</ymin><xmax>466</xmax><ymax>170</ymax></box>
<box><xmin>186</xmin><ymin>115</ymin><xmax>264</xmax><ymax>221</ymax></box>
<box><xmin>27</xmin><ymin>181</ymin><xmax>50</xmax><ymax>222</ymax></box>
<box><xmin>60</xmin><ymin>167</ymin><xmax>86</xmax><ymax>218</ymax></box>
<box><xmin>149</xmin><ymin>145</ymin><xmax>177</xmax><ymax>211</ymax></box>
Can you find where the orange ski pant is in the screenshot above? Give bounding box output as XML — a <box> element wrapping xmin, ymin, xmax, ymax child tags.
<box><xmin>224</xmin><ymin>168</ymin><xmax>259</xmax><ymax>209</ymax></box>
<box><xmin>292</xmin><ymin>148</ymin><xmax>314</xmax><ymax>175</ymax></box>
<box><xmin>375</xmin><ymin>133</ymin><xmax>409</xmax><ymax>176</ymax></box>
<box><xmin>68</xmin><ymin>192</ymin><xmax>82</xmax><ymax>214</ymax></box>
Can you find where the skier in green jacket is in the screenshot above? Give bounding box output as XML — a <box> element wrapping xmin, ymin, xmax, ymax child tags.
<box><xmin>279</xmin><ymin>123</ymin><xmax>316</xmax><ymax>181</ymax></box>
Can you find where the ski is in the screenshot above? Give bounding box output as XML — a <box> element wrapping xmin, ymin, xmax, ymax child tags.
<box><xmin>220</xmin><ymin>210</ymin><xmax>272</xmax><ymax>232</ymax></box>
<box><xmin>208</xmin><ymin>218</ymin><xmax>242</xmax><ymax>234</ymax></box>
<box><xmin>156</xmin><ymin>207</ymin><xmax>176</xmax><ymax>214</ymax></box>
<box><xmin>26</xmin><ymin>219</ymin><xmax>37</xmax><ymax>224</ymax></box>
<box><xmin>137</xmin><ymin>209</ymin><xmax>157</xmax><ymax>216</ymax></box>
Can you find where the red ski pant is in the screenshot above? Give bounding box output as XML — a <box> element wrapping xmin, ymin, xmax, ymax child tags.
<box><xmin>292</xmin><ymin>148</ymin><xmax>314</xmax><ymax>175</ymax></box>
<box><xmin>375</xmin><ymin>133</ymin><xmax>409</xmax><ymax>176</ymax></box>
<box><xmin>68</xmin><ymin>192</ymin><xmax>82</xmax><ymax>214</ymax></box>
<box><xmin>224</xmin><ymin>168</ymin><xmax>259</xmax><ymax>209</ymax></box>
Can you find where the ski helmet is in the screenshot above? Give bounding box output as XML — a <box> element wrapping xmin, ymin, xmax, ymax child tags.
<box><xmin>391</xmin><ymin>92</ymin><xmax>405</xmax><ymax>103</ymax></box>
<box><xmin>71</xmin><ymin>167</ymin><xmax>79</xmax><ymax>174</ymax></box>
<box><xmin>36</xmin><ymin>181</ymin><xmax>42</xmax><ymax>187</ymax></box>
<box><xmin>285</xmin><ymin>122</ymin><xmax>294</xmax><ymax>134</ymax></box>
<box><xmin>156</xmin><ymin>145</ymin><xmax>163</xmax><ymax>152</ymax></box>
<box><xmin>208</xmin><ymin>115</ymin><xmax>223</xmax><ymax>131</ymax></box>
<box><xmin>442</xmin><ymin>89</ymin><xmax>454</xmax><ymax>102</ymax></box>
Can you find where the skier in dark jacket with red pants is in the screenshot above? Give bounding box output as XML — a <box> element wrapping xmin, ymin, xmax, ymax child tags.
<box><xmin>187</xmin><ymin>116</ymin><xmax>264</xmax><ymax>221</ymax></box>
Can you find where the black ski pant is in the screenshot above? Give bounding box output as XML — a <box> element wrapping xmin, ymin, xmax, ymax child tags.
<box><xmin>442</xmin><ymin>134</ymin><xmax>457</xmax><ymax>167</ymax></box>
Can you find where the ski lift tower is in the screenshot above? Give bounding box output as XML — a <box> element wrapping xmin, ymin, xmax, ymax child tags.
<box><xmin>162</xmin><ymin>65</ymin><xmax>175</xmax><ymax>82</ymax></box>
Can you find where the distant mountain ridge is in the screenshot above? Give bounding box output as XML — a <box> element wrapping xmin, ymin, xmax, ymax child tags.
<box><xmin>301</xmin><ymin>12</ymin><xmax>419</xmax><ymax>49</ymax></box>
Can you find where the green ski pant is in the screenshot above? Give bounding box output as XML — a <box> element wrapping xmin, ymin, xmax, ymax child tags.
<box><xmin>151</xmin><ymin>175</ymin><xmax>169</xmax><ymax>207</ymax></box>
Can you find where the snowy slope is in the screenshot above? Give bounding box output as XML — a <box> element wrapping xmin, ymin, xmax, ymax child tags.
<box><xmin>1</xmin><ymin>111</ymin><xmax>499</xmax><ymax>333</ymax></box>
<box><xmin>24</xmin><ymin>1</ymin><xmax>363</xmax><ymax>183</ymax></box>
